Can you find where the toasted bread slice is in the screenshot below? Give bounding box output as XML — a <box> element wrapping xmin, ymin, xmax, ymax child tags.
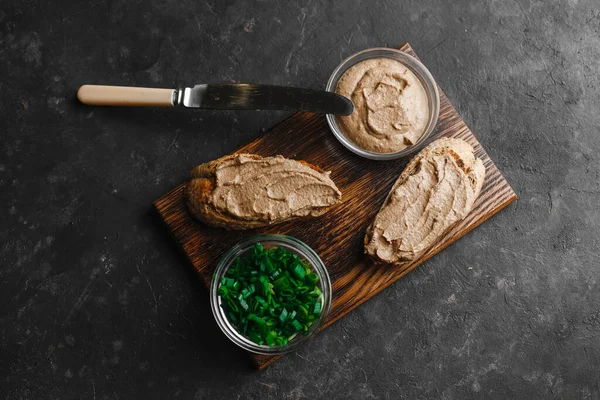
<box><xmin>186</xmin><ymin>153</ymin><xmax>341</xmax><ymax>230</ymax></box>
<box><xmin>365</xmin><ymin>138</ymin><xmax>485</xmax><ymax>264</ymax></box>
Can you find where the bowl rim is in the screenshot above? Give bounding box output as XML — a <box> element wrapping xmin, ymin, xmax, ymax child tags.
<box><xmin>210</xmin><ymin>234</ymin><xmax>332</xmax><ymax>355</ymax></box>
<box><xmin>325</xmin><ymin>47</ymin><xmax>440</xmax><ymax>160</ymax></box>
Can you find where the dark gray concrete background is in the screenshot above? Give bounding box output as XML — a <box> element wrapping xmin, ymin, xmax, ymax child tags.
<box><xmin>1</xmin><ymin>0</ymin><xmax>599</xmax><ymax>398</ymax></box>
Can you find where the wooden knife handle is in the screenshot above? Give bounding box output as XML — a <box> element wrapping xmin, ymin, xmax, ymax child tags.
<box><xmin>77</xmin><ymin>85</ymin><xmax>176</xmax><ymax>106</ymax></box>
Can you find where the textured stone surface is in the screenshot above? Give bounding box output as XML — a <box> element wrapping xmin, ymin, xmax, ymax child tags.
<box><xmin>1</xmin><ymin>0</ymin><xmax>599</xmax><ymax>398</ymax></box>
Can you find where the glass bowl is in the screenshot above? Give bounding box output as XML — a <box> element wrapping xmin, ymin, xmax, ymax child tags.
<box><xmin>210</xmin><ymin>234</ymin><xmax>332</xmax><ymax>355</ymax></box>
<box><xmin>326</xmin><ymin>47</ymin><xmax>440</xmax><ymax>160</ymax></box>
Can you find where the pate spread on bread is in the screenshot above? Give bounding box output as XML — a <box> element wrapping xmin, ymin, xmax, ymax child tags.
<box><xmin>365</xmin><ymin>138</ymin><xmax>485</xmax><ymax>263</ymax></box>
<box><xmin>186</xmin><ymin>154</ymin><xmax>341</xmax><ymax>230</ymax></box>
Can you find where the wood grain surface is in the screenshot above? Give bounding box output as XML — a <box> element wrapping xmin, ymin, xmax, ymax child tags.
<box><xmin>153</xmin><ymin>43</ymin><xmax>517</xmax><ymax>369</ymax></box>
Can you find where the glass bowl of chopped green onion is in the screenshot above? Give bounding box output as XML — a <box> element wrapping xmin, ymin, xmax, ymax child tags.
<box><xmin>210</xmin><ymin>234</ymin><xmax>332</xmax><ymax>354</ymax></box>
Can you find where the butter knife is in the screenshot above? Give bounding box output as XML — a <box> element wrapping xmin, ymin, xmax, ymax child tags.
<box><xmin>77</xmin><ymin>84</ymin><xmax>354</xmax><ymax>116</ymax></box>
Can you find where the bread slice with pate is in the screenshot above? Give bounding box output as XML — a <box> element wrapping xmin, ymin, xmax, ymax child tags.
<box><xmin>186</xmin><ymin>153</ymin><xmax>342</xmax><ymax>230</ymax></box>
<box><xmin>365</xmin><ymin>138</ymin><xmax>485</xmax><ymax>264</ymax></box>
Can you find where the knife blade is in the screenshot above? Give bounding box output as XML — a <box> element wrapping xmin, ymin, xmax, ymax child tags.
<box><xmin>77</xmin><ymin>84</ymin><xmax>354</xmax><ymax>116</ymax></box>
<box><xmin>180</xmin><ymin>84</ymin><xmax>354</xmax><ymax>116</ymax></box>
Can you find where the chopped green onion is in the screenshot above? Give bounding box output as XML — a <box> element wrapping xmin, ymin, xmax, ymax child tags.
<box><xmin>241</xmin><ymin>283</ymin><xmax>255</xmax><ymax>298</ymax></box>
<box><xmin>279</xmin><ymin>309</ymin><xmax>289</xmax><ymax>324</ymax></box>
<box><xmin>248</xmin><ymin>332</ymin><xmax>261</xmax><ymax>344</ymax></box>
<box><xmin>298</xmin><ymin>305</ymin><xmax>308</xmax><ymax>319</ymax></box>
<box><xmin>274</xmin><ymin>277</ymin><xmax>290</xmax><ymax>290</ymax></box>
<box><xmin>228</xmin><ymin>312</ymin><xmax>238</xmax><ymax>324</ymax></box>
<box><xmin>291</xmin><ymin>320</ymin><xmax>303</xmax><ymax>331</ymax></box>
<box><xmin>306</xmin><ymin>273</ymin><xmax>319</xmax><ymax>285</ymax></box>
<box><xmin>220</xmin><ymin>277</ymin><xmax>235</xmax><ymax>288</ymax></box>
<box><xmin>217</xmin><ymin>243</ymin><xmax>323</xmax><ymax>347</ymax></box>
<box><xmin>266</xmin><ymin>331</ymin><xmax>278</xmax><ymax>346</ymax></box>
<box><xmin>248</xmin><ymin>314</ymin><xmax>266</xmax><ymax>326</ymax></box>
<box><xmin>238</xmin><ymin>296</ymin><xmax>249</xmax><ymax>311</ymax></box>
<box><xmin>227</xmin><ymin>298</ymin><xmax>239</xmax><ymax>313</ymax></box>
<box><xmin>256</xmin><ymin>296</ymin><xmax>268</xmax><ymax>309</ymax></box>
<box><xmin>313</xmin><ymin>302</ymin><xmax>321</xmax><ymax>315</ymax></box>
<box><xmin>292</xmin><ymin>264</ymin><xmax>306</xmax><ymax>280</ymax></box>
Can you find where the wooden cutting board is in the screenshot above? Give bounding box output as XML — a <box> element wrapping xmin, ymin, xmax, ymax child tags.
<box><xmin>153</xmin><ymin>43</ymin><xmax>517</xmax><ymax>369</ymax></box>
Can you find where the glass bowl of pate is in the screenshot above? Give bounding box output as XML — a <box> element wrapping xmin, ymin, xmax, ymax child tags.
<box><xmin>326</xmin><ymin>48</ymin><xmax>440</xmax><ymax>160</ymax></box>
